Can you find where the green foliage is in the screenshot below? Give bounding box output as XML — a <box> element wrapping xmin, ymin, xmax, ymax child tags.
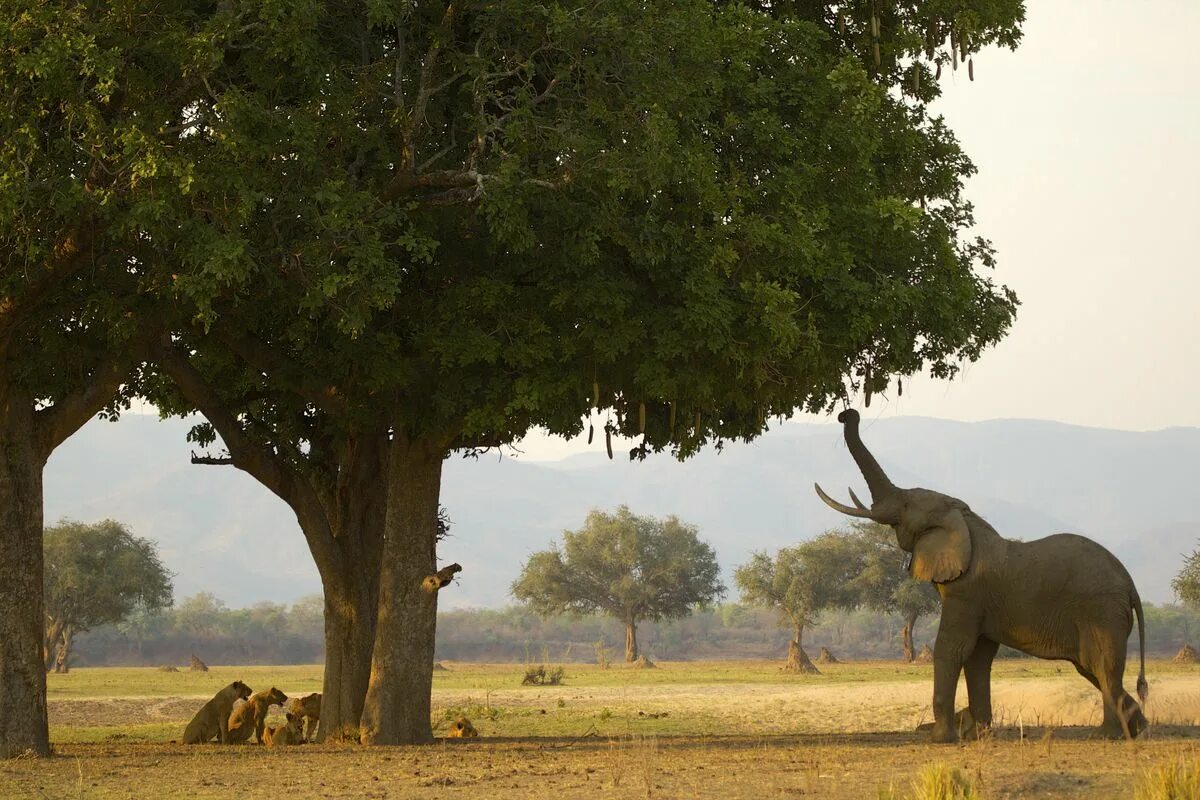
<box><xmin>1172</xmin><ymin>544</ymin><xmax>1200</xmax><ymax>608</ymax></box>
<box><xmin>143</xmin><ymin>0</ymin><xmax>1023</xmax><ymax>466</ymax></box>
<box><xmin>0</xmin><ymin>0</ymin><xmax>200</xmax><ymax>407</ymax></box>
<box><xmin>511</xmin><ymin>506</ymin><xmax>724</xmax><ymax>626</ymax></box>
<box><xmin>735</xmin><ymin>532</ymin><xmax>866</xmax><ymax>633</ymax></box>
<box><xmin>43</xmin><ymin>520</ymin><xmax>173</xmax><ymax>636</ymax></box>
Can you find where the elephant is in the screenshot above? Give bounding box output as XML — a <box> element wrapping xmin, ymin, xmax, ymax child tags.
<box><xmin>815</xmin><ymin>409</ymin><xmax>1148</xmax><ymax>742</ymax></box>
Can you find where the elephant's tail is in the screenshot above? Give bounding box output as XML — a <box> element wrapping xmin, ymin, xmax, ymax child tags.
<box><xmin>1132</xmin><ymin>585</ymin><xmax>1148</xmax><ymax>704</ymax></box>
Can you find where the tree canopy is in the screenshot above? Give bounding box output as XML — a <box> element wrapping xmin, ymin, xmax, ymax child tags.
<box><xmin>512</xmin><ymin>506</ymin><xmax>724</xmax><ymax>661</ymax></box>
<box><xmin>42</xmin><ymin>520</ymin><xmax>173</xmax><ymax>672</ymax></box>
<box><xmin>736</xmin><ymin>533</ymin><xmax>866</xmax><ymax>634</ymax></box>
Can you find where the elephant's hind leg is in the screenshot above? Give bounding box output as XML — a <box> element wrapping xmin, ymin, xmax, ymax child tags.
<box><xmin>1081</xmin><ymin>636</ymin><xmax>1145</xmax><ymax>739</ymax></box>
<box><xmin>963</xmin><ymin>637</ymin><xmax>999</xmax><ymax>735</ymax></box>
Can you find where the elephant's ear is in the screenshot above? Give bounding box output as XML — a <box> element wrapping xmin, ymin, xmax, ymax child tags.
<box><xmin>912</xmin><ymin>509</ymin><xmax>972</xmax><ymax>583</ymax></box>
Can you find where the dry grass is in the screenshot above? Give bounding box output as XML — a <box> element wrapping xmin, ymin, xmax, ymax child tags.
<box><xmin>5</xmin><ymin>659</ymin><xmax>1199</xmax><ymax>799</ymax></box>
<box><xmin>1134</xmin><ymin>750</ymin><xmax>1200</xmax><ymax>800</ymax></box>
<box><xmin>881</xmin><ymin>763</ymin><xmax>983</xmax><ymax>800</ymax></box>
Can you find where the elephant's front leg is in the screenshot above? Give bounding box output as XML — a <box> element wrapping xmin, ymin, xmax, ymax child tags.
<box><xmin>963</xmin><ymin>637</ymin><xmax>999</xmax><ymax>736</ymax></box>
<box><xmin>930</xmin><ymin>606</ymin><xmax>980</xmax><ymax>744</ymax></box>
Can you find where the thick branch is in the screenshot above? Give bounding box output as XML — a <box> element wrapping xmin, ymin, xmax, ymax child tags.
<box><xmin>407</xmin><ymin>3</ymin><xmax>458</xmax><ymax>161</ymax></box>
<box><xmin>191</xmin><ymin>452</ymin><xmax>233</xmax><ymax>466</ymax></box>
<box><xmin>34</xmin><ymin>354</ymin><xmax>136</xmax><ymax>459</ymax></box>
<box><xmin>212</xmin><ymin>328</ymin><xmax>347</xmax><ymax>414</ymax></box>
<box><xmin>154</xmin><ymin>339</ymin><xmax>338</xmax><ymax>564</ymax></box>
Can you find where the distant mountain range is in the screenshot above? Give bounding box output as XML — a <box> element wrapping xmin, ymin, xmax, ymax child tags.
<box><xmin>44</xmin><ymin>414</ymin><xmax>1200</xmax><ymax>608</ymax></box>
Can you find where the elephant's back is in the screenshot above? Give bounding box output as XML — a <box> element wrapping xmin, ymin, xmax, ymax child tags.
<box><xmin>1013</xmin><ymin>533</ymin><xmax>1135</xmax><ymax>586</ymax></box>
<box><xmin>1002</xmin><ymin>533</ymin><xmax>1137</xmax><ymax>622</ymax></box>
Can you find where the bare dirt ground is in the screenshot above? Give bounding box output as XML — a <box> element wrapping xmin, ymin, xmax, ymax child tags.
<box><xmin>3</xmin><ymin>660</ymin><xmax>1197</xmax><ymax>798</ymax></box>
<box><xmin>4</xmin><ymin>732</ymin><xmax>1200</xmax><ymax>799</ymax></box>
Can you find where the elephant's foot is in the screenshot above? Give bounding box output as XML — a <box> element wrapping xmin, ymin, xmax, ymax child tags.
<box><xmin>1094</xmin><ymin>703</ymin><xmax>1147</xmax><ymax>740</ymax></box>
<box><xmin>929</xmin><ymin>721</ymin><xmax>959</xmax><ymax>744</ymax></box>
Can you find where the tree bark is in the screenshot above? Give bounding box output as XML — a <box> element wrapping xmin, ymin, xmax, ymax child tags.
<box><xmin>360</xmin><ymin>434</ymin><xmax>444</xmax><ymax>745</ymax></box>
<box><xmin>54</xmin><ymin>627</ymin><xmax>73</xmax><ymax>674</ymax></box>
<box><xmin>624</xmin><ymin>619</ymin><xmax>639</xmax><ymax>663</ymax></box>
<box><xmin>43</xmin><ymin>618</ymin><xmax>65</xmax><ymax>673</ymax></box>
<box><xmin>0</xmin><ymin>401</ymin><xmax>50</xmax><ymax>757</ymax></box>
<box><xmin>308</xmin><ymin>434</ymin><xmax>386</xmax><ymax>741</ymax></box>
<box><xmin>901</xmin><ymin>612</ymin><xmax>918</xmax><ymax>663</ymax></box>
<box><xmin>318</xmin><ymin>575</ymin><xmax>378</xmax><ymax>741</ymax></box>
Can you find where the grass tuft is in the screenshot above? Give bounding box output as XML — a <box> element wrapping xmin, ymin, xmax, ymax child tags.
<box><xmin>1134</xmin><ymin>754</ymin><xmax>1200</xmax><ymax>800</ymax></box>
<box><xmin>881</xmin><ymin>763</ymin><xmax>982</xmax><ymax>800</ymax></box>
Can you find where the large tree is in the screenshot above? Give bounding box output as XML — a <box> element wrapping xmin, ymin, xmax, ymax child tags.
<box><xmin>0</xmin><ymin>1</ymin><xmax>199</xmax><ymax>756</ymax></box>
<box><xmin>735</xmin><ymin>533</ymin><xmax>865</xmax><ymax>672</ymax></box>
<box><xmin>512</xmin><ymin>506</ymin><xmax>724</xmax><ymax>662</ymax></box>
<box><xmin>143</xmin><ymin>0</ymin><xmax>1023</xmax><ymax>744</ymax></box>
<box><xmin>43</xmin><ymin>520</ymin><xmax>173</xmax><ymax>672</ymax></box>
<box><xmin>850</xmin><ymin>522</ymin><xmax>941</xmax><ymax>661</ymax></box>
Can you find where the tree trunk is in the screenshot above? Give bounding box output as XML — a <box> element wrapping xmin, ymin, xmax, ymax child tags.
<box><xmin>54</xmin><ymin>627</ymin><xmax>73</xmax><ymax>674</ymax></box>
<box><xmin>783</xmin><ymin>623</ymin><xmax>819</xmax><ymax>674</ymax></box>
<box><xmin>359</xmin><ymin>435</ymin><xmax>444</xmax><ymax>745</ymax></box>
<box><xmin>0</xmin><ymin>405</ymin><xmax>50</xmax><ymax>757</ymax></box>
<box><xmin>43</xmin><ymin>618</ymin><xmax>65</xmax><ymax>673</ymax></box>
<box><xmin>309</xmin><ymin>434</ymin><xmax>387</xmax><ymax>742</ymax></box>
<box><xmin>624</xmin><ymin>620</ymin><xmax>638</xmax><ymax>663</ymax></box>
<box><xmin>901</xmin><ymin>612</ymin><xmax>918</xmax><ymax>662</ymax></box>
<box><xmin>318</xmin><ymin>580</ymin><xmax>377</xmax><ymax>741</ymax></box>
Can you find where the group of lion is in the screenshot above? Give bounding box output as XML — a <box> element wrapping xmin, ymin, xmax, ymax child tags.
<box><xmin>182</xmin><ymin>681</ymin><xmax>321</xmax><ymax>747</ymax></box>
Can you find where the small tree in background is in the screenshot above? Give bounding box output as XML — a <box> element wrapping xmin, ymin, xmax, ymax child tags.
<box><xmin>851</xmin><ymin>523</ymin><xmax>941</xmax><ymax>661</ymax></box>
<box><xmin>735</xmin><ymin>533</ymin><xmax>865</xmax><ymax>673</ymax></box>
<box><xmin>512</xmin><ymin>506</ymin><xmax>724</xmax><ymax>663</ymax></box>
<box><xmin>1172</xmin><ymin>544</ymin><xmax>1200</xmax><ymax>608</ymax></box>
<box><xmin>43</xmin><ymin>520</ymin><xmax>173</xmax><ymax>672</ymax></box>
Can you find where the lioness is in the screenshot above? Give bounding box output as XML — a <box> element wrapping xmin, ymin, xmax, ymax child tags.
<box><xmin>182</xmin><ymin>681</ymin><xmax>253</xmax><ymax>744</ymax></box>
<box><xmin>446</xmin><ymin>717</ymin><xmax>478</xmax><ymax>738</ymax></box>
<box><xmin>227</xmin><ymin>687</ymin><xmax>288</xmax><ymax>744</ymax></box>
<box><xmin>286</xmin><ymin>692</ymin><xmax>321</xmax><ymax>743</ymax></box>
<box><xmin>263</xmin><ymin>713</ymin><xmax>304</xmax><ymax>748</ymax></box>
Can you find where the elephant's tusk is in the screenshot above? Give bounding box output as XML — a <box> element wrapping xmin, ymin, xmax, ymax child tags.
<box><xmin>814</xmin><ymin>483</ymin><xmax>876</xmax><ymax>519</ymax></box>
<box><xmin>848</xmin><ymin>486</ymin><xmax>869</xmax><ymax>510</ymax></box>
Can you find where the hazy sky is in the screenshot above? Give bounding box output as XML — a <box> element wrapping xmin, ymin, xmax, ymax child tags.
<box><xmin>512</xmin><ymin>2</ymin><xmax>1200</xmax><ymax>460</ymax></box>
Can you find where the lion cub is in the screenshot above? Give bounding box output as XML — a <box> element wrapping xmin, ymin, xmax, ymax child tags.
<box><xmin>227</xmin><ymin>687</ymin><xmax>288</xmax><ymax>744</ymax></box>
<box><xmin>286</xmin><ymin>692</ymin><xmax>321</xmax><ymax>743</ymax></box>
<box><xmin>263</xmin><ymin>713</ymin><xmax>304</xmax><ymax>748</ymax></box>
<box><xmin>446</xmin><ymin>717</ymin><xmax>478</xmax><ymax>738</ymax></box>
<box><xmin>182</xmin><ymin>681</ymin><xmax>252</xmax><ymax>744</ymax></box>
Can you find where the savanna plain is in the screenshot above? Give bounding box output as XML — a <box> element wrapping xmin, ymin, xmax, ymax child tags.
<box><xmin>6</xmin><ymin>660</ymin><xmax>1200</xmax><ymax>799</ymax></box>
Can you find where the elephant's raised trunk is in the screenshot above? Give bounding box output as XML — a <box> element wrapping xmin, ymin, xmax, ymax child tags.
<box><xmin>838</xmin><ymin>409</ymin><xmax>896</xmax><ymax>502</ymax></box>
